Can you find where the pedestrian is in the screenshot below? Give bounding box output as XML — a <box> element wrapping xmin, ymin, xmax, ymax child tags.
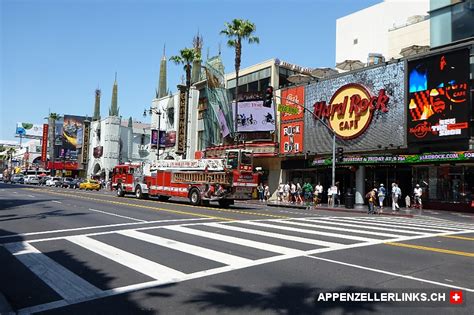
<box><xmin>366</xmin><ymin>188</ymin><xmax>377</xmax><ymax>214</ymax></box>
<box><xmin>295</xmin><ymin>182</ymin><xmax>303</xmax><ymax>204</ymax></box>
<box><xmin>302</xmin><ymin>182</ymin><xmax>313</xmax><ymax>205</ymax></box>
<box><xmin>327</xmin><ymin>187</ymin><xmax>333</xmax><ymax>207</ymax></box>
<box><xmin>284</xmin><ymin>182</ymin><xmax>290</xmax><ymax>203</ymax></box>
<box><xmin>290</xmin><ymin>182</ymin><xmax>297</xmax><ymax>204</ymax></box>
<box><xmin>333</xmin><ymin>182</ymin><xmax>341</xmax><ymax>206</ymax></box>
<box><xmin>315</xmin><ymin>183</ymin><xmax>323</xmax><ymax>205</ymax></box>
<box><xmin>378</xmin><ymin>183</ymin><xmax>386</xmax><ymax>212</ymax></box>
<box><xmin>413</xmin><ymin>184</ymin><xmax>423</xmax><ymax>209</ymax></box>
<box><xmin>264</xmin><ymin>183</ymin><xmax>270</xmax><ymax>201</ymax></box>
<box><xmin>257</xmin><ymin>183</ymin><xmax>264</xmax><ymax>202</ymax></box>
<box><xmin>278</xmin><ymin>183</ymin><xmax>284</xmax><ymax>202</ymax></box>
<box><xmin>391</xmin><ymin>182</ymin><xmax>401</xmax><ymax>212</ymax></box>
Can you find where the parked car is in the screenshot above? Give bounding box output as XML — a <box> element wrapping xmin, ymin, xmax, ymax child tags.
<box><xmin>11</xmin><ymin>174</ymin><xmax>25</xmax><ymax>184</ymax></box>
<box><xmin>39</xmin><ymin>176</ymin><xmax>51</xmax><ymax>186</ymax></box>
<box><xmin>71</xmin><ymin>178</ymin><xmax>84</xmax><ymax>189</ymax></box>
<box><xmin>61</xmin><ymin>177</ymin><xmax>75</xmax><ymax>188</ymax></box>
<box><xmin>79</xmin><ymin>179</ymin><xmax>101</xmax><ymax>191</ymax></box>
<box><xmin>54</xmin><ymin>178</ymin><xmax>64</xmax><ymax>187</ymax></box>
<box><xmin>24</xmin><ymin>175</ymin><xmax>40</xmax><ymax>185</ymax></box>
<box><xmin>46</xmin><ymin>177</ymin><xmax>61</xmax><ymax>187</ymax></box>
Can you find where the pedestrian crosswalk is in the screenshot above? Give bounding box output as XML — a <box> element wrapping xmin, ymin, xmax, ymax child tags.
<box><xmin>4</xmin><ymin>216</ymin><xmax>474</xmax><ymax>314</ymax></box>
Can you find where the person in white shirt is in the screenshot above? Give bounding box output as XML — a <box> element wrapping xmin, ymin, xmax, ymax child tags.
<box><xmin>314</xmin><ymin>183</ymin><xmax>323</xmax><ymax>206</ymax></box>
<box><xmin>283</xmin><ymin>182</ymin><xmax>290</xmax><ymax>203</ymax></box>
<box><xmin>290</xmin><ymin>182</ymin><xmax>297</xmax><ymax>203</ymax></box>
<box><xmin>413</xmin><ymin>184</ymin><xmax>423</xmax><ymax>208</ymax></box>
<box><xmin>278</xmin><ymin>183</ymin><xmax>284</xmax><ymax>202</ymax></box>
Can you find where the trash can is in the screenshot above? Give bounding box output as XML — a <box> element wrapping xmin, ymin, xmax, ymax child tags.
<box><xmin>345</xmin><ymin>193</ymin><xmax>355</xmax><ymax>209</ymax></box>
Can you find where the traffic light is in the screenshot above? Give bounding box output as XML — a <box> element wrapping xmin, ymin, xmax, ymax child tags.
<box><xmin>337</xmin><ymin>147</ymin><xmax>344</xmax><ymax>162</ymax></box>
<box><xmin>264</xmin><ymin>86</ymin><xmax>273</xmax><ymax>108</ymax></box>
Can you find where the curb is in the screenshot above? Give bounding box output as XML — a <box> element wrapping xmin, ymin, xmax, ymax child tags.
<box><xmin>265</xmin><ymin>203</ymin><xmax>414</xmax><ymax>218</ymax></box>
<box><xmin>0</xmin><ymin>292</ymin><xmax>14</xmax><ymax>315</ymax></box>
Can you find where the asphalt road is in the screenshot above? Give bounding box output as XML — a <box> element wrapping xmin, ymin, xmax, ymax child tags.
<box><xmin>1</xmin><ymin>182</ymin><xmax>473</xmax><ymax>315</ymax></box>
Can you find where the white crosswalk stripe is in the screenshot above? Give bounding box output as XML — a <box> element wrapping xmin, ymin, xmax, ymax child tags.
<box><xmin>8</xmin><ymin>215</ymin><xmax>474</xmax><ymax>314</ymax></box>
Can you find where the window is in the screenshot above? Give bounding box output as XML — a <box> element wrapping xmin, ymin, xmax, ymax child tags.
<box><xmin>226</xmin><ymin>151</ymin><xmax>239</xmax><ymax>169</ymax></box>
<box><xmin>353</xmin><ymin>38</ymin><xmax>358</xmax><ymax>45</ymax></box>
<box><xmin>241</xmin><ymin>151</ymin><xmax>252</xmax><ymax>166</ymax></box>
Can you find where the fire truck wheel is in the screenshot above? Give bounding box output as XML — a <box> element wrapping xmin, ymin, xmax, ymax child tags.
<box><xmin>117</xmin><ymin>185</ymin><xmax>125</xmax><ymax>197</ymax></box>
<box><xmin>189</xmin><ymin>188</ymin><xmax>201</xmax><ymax>206</ymax></box>
<box><xmin>135</xmin><ymin>186</ymin><xmax>144</xmax><ymax>199</ymax></box>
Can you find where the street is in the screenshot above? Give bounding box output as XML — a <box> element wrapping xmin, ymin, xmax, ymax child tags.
<box><xmin>1</xmin><ymin>182</ymin><xmax>473</xmax><ymax>314</ymax></box>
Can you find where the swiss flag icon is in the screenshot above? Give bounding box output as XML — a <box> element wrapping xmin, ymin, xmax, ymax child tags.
<box><xmin>450</xmin><ymin>290</ymin><xmax>463</xmax><ymax>304</ymax></box>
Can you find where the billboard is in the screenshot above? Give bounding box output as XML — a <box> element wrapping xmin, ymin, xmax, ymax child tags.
<box><xmin>280</xmin><ymin>121</ymin><xmax>304</xmax><ymax>154</ymax></box>
<box><xmin>407</xmin><ymin>49</ymin><xmax>470</xmax><ymax>143</ymax></box>
<box><xmin>236</xmin><ymin>100</ymin><xmax>276</xmax><ymax>132</ymax></box>
<box><xmin>279</xmin><ymin>86</ymin><xmax>305</xmax><ymax>121</ymax></box>
<box><xmin>176</xmin><ymin>87</ymin><xmax>187</xmax><ymax>155</ymax></box>
<box><xmin>41</xmin><ymin>124</ymin><xmax>49</xmax><ymax>162</ymax></box>
<box><xmin>151</xmin><ymin>129</ymin><xmax>158</xmax><ymax>149</ymax></box>
<box><xmin>304</xmin><ymin>62</ymin><xmax>405</xmax><ymax>154</ymax></box>
<box><xmin>15</xmin><ymin>123</ymin><xmax>44</xmax><ymax>138</ymax></box>
<box><xmin>165</xmin><ymin>131</ymin><xmax>176</xmax><ymax>147</ymax></box>
<box><xmin>62</xmin><ymin>115</ymin><xmax>85</xmax><ymax>160</ymax></box>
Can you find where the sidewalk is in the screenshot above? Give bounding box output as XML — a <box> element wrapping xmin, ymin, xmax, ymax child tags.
<box><xmin>246</xmin><ymin>200</ymin><xmax>416</xmax><ymax>217</ymax></box>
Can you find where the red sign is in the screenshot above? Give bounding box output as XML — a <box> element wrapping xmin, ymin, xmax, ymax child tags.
<box><xmin>41</xmin><ymin>123</ymin><xmax>49</xmax><ymax>162</ymax></box>
<box><xmin>449</xmin><ymin>290</ymin><xmax>463</xmax><ymax>304</ymax></box>
<box><xmin>47</xmin><ymin>161</ymin><xmax>79</xmax><ymax>170</ymax></box>
<box><xmin>280</xmin><ymin>86</ymin><xmax>305</xmax><ymax>121</ymax></box>
<box><xmin>313</xmin><ymin>84</ymin><xmax>389</xmax><ymax>140</ymax></box>
<box><xmin>280</xmin><ymin>121</ymin><xmax>304</xmax><ymax>154</ymax></box>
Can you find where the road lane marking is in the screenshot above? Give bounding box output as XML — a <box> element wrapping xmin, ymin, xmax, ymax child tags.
<box><xmin>441</xmin><ymin>235</ymin><xmax>474</xmax><ymax>241</ymax></box>
<box><xmin>31</xmin><ymin>188</ymin><xmax>289</xmax><ymax>219</ymax></box>
<box><xmin>166</xmin><ymin>225</ymin><xmax>303</xmax><ymax>255</ymax></box>
<box><xmin>12</xmin><ymin>191</ymin><xmax>17</xmax><ymax>194</ymax></box>
<box><xmin>4</xmin><ymin>242</ymin><xmax>102</xmax><ymax>301</ymax></box>
<box><xmin>119</xmin><ymin>230</ymin><xmax>251</xmax><ymax>265</ymax></box>
<box><xmin>274</xmin><ymin>219</ymin><xmax>401</xmax><ymax>238</ymax></box>
<box><xmin>306</xmin><ymin>255</ymin><xmax>474</xmax><ymax>292</ymax></box>
<box><xmin>88</xmin><ymin>208</ymin><xmax>147</xmax><ymax>222</ymax></box>
<box><xmin>295</xmin><ymin>218</ymin><xmax>426</xmax><ymax>235</ymax></box>
<box><xmin>22</xmin><ymin>188</ymin><xmax>249</xmax><ymax>221</ymax></box>
<box><xmin>238</xmin><ymin>221</ymin><xmax>374</xmax><ymax>242</ymax></box>
<box><xmin>384</xmin><ymin>242</ymin><xmax>474</xmax><ymax>257</ymax></box>
<box><xmin>67</xmin><ymin>235</ymin><xmax>186</xmax><ymax>280</ymax></box>
<box><xmin>359</xmin><ymin>216</ymin><xmax>474</xmax><ymax>230</ymax></box>
<box><xmin>207</xmin><ymin>222</ymin><xmax>344</xmax><ymax>248</ymax></box>
<box><xmin>51</xmin><ymin>200</ymin><xmax>62</xmax><ymax>204</ymax></box>
<box><xmin>0</xmin><ymin>218</ymin><xmax>211</xmax><ymax>240</ymax></box>
<box><xmin>27</xmin><ymin>195</ymin><xmax>35</xmax><ymax>197</ymax></box>
<box><xmin>335</xmin><ymin>217</ymin><xmax>466</xmax><ymax>232</ymax></box>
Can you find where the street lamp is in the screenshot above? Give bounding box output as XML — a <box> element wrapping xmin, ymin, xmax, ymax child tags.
<box><xmin>144</xmin><ymin>107</ymin><xmax>163</xmax><ymax>159</ymax></box>
<box><xmin>274</xmin><ymin>94</ymin><xmax>338</xmax><ymax>188</ymax></box>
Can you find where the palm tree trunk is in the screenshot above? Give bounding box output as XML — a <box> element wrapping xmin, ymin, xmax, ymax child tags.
<box><xmin>185</xmin><ymin>64</ymin><xmax>192</xmax><ymax>158</ymax></box>
<box><xmin>234</xmin><ymin>39</ymin><xmax>242</xmax><ymax>142</ymax></box>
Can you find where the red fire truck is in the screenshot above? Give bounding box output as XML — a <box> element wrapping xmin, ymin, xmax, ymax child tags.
<box><xmin>112</xmin><ymin>149</ymin><xmax>258</xmax><ymax>207</ymax></box>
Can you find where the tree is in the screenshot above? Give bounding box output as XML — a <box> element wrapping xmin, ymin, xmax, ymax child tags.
<box><xmin>169</xmin><ymin>48</ymin><xmax>200</xmax><ymax>158</ymax></box>
<box><xmin>220</xmin><ymin>18</ymin><xmax>259</xmax><ymax>139</ymax></box>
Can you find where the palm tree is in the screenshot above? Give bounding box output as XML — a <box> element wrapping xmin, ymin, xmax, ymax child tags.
<box><xmin>169</xmin><ymin>48</ymin><xmax>200</xmax><ymax>157</ymax></box>
<box><xmin>220</xmin><ymin>19</ymin><xmax>259</xmax><ymax>139</ymax></box>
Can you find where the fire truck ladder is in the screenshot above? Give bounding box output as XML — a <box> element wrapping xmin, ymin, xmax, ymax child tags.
<box><xmin>172</xmin><ymin>172</ymin><xmax>230</xmax><ymax>185</ymax></box>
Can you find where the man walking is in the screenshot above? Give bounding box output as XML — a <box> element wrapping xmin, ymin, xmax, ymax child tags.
<box><xmin>378</xmin><ymin>183</ymin><xmax>386</xmax><ymax>212</ymax></box>
<box><xmin>391</xmin><ymin>183</ymin><xmax>401</xmax><ymax>213</ymax></box>
<box><xmin>413</xmin><ymin>184</ymin><xmax>423</xmax><ymax>209</ymax></box>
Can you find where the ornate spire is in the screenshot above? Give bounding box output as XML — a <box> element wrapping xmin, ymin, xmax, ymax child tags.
<box><xmin>93</xmin><ymin>88</ymin><xmax>101</xmax><ymax>121</ymax></box>
<box><xmin>157</xmin><ymin>44</ymin><xmax>167</xmax><ymax>99</ymax></box>
<box><xmin>109</xmin><ymin>73</ymin><xmax>119</xmax><ymax>116</ymax></box>
<box><xmin>192</xmin><ymin>32</ymin><xmax>203</xmax><ymax>84</ymax></box>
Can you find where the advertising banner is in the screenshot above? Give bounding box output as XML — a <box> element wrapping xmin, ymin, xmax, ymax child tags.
<box><xmin>176</xmin><ymin>87</ymin><xmax>187</xmax><ymax>155</ymax></box>
<box><xmin>304</xmin><ymin>62</ymin><xmax>405</xmax><ymax>154</ymax></box>
<box><xmin>82</xmin><ymin>121</ymin><xmax>90</xmax><ymax>164</ymax></box>
<box><xmin>62</xmin><ymin>115</ymin><xmax>85</xmax><ymax>160</ymax></box>
<box><xmin>407</xmin><ymin>49</ymin><xmax>470</xmax><ymax>143</ymax></box>
<box><xmin>159</xmin><ymin>131</ymin><xmax>166</xmax><ymax>149</ymax></box>
<box><xmin>16</xmin><ymin>123</ymin><xmax>44</xmax><ymax>138</ymax></box>
<box><xmin>312</xmin><ymin>151</ymin><xmax>474</xmax><ymax>166</ymax></box>
<box><xmin>165</xmin><ymin>131</ymin><xmax>176</xmax><ymax>147</ymax></box>
<box><xmin>41</xmin><ymin>124</ymin><xmax>49</xmax><ymax>162</ymax></box>
<box><xmin>236</xmin><ymin>100</ymin><xmax>275</xmax><ymax>132</ymax></box>
<box><xmin>279</xmin><ymin>86</ymin><xmax>305</xmax><ymax>121</ymax></box>
<box><xmin>280</xmin><ymin>121</ymin><xmax>304</xmax><ymax>154</ymax></box>
<box><xmin>93</xmin><ymin>146</ymin><xmax>103</xmax><ymax>158</ymax></box>
<box><xmin>151</xmin><ymin>129</ymin><xmax>158</xmax><ymax>149</ymax></box>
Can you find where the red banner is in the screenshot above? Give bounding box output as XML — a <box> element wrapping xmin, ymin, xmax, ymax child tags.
<box><xmin>280</xmin><ymin>121</ymin><xmax>304</xmax><ymax>154</ymax></box>
<box><xmin>41</xmin><ymin>123</ymin><xmax>49</xmax><ymax>162</ymax></box>
<box><xmin>280</xmin><ymin>86</ymin><xmax>305</xmax><ymax>121</ymax></box>
<box><xmin>47</xmin><ymin>161</ymin><xmax>79</xmax><ymax>170</ymax></box>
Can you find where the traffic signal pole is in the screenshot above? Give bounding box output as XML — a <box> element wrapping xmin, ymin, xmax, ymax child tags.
<box><xmin>273</xmin><ymin>94</ymin><xmax>337</xmax><ymax>188</ymax></box>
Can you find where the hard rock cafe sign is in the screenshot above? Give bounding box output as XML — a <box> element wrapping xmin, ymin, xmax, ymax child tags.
<box><xmin>312</xmin><ymin>84</ymin><xmax>389</xmax><ymax>139</ymax></box>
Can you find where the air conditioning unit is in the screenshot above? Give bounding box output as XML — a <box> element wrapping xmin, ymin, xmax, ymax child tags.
<box><xmin>367</xmin><ymin>53</ymin><xmax>385</xmax><ymax>66</ymax></box>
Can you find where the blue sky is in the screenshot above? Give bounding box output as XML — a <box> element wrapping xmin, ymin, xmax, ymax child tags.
<box><xmin>1</xmin><ymin>0</ymin><xmax>381</xmax><ymax>141</ymax></box>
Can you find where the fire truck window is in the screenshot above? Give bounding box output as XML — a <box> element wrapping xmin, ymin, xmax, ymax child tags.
<box><xmin>227</xmin><ymin>152</ymin><xmax>238</xmax><ymax>169</ymax></box>
<box><xmin>241</xmin><ymin>152</ymin><xmax>252</xmax><ymax>165</ymax></box>
<box><xmin>129</xmin><ymin>168</ymin><xmax>134</xmax><ymax>175</ymax></box>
